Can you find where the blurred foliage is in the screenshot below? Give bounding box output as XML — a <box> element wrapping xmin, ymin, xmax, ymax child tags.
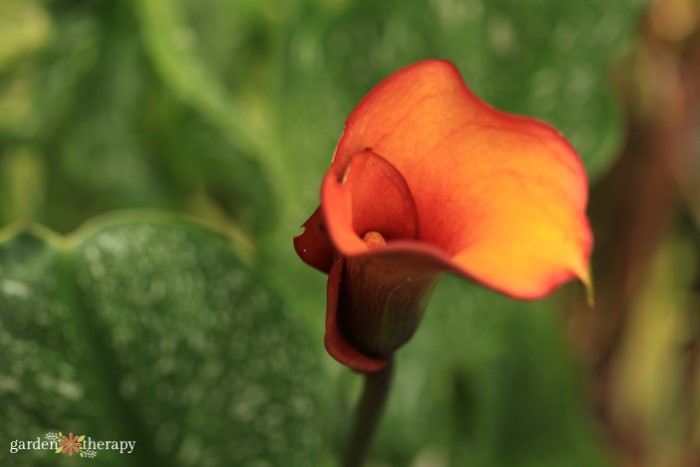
<box><xmin>0</xmin><ymin>217</ymin><xmax>321</xmax><ymax>466</ymax></box>
<box><xmin>4</xmin><ymin>0</ymin><xmax>699</xmax><ymax>466</ymax></box>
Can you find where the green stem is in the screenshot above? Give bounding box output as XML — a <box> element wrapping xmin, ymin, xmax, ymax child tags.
<box><xmin>342</xmin><ymin>359</ymin><xmax>395</xmax><ymax>467</ymax></box>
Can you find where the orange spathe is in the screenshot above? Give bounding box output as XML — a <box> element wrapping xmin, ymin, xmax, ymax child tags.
<box><xmin>295</xmin><ymin>60</ymin><xmax>593</xmax><ymax>371</ymax></box>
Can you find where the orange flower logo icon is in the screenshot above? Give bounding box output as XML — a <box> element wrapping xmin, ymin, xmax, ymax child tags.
<box><xmin>57</xmin><ymin>433</ymin><xmax>83</xmax><ymax>455</ymax></box>
<box><xmin>45</xmin><ymin>432</ymin><xmax>96</xmax><ymax>458</ymax></box>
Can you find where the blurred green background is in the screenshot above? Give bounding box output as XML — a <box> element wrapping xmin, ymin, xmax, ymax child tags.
<box><xmin>1</xmin><ymin>0</ymin><xmax>699</xmax><ymax>466</ymax></box>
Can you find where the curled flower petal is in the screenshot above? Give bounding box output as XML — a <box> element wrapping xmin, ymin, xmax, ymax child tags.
<box><xmin>330</xmin><ymin>59</ymin><xmax>592</xmax><ymax>299</ymax></box>
<box><xmin>294</xmin><ymin>207</ymin><xmax>334</xmax><ymax>273</ymax></box>
<box><xmin>321</xmin><ymin>149</ymin><xmax>418</xmax><ymax>256</ymax></box>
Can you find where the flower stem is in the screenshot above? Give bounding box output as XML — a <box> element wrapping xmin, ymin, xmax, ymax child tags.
<box><xmin>343</xmin><ymin>358</ymin><xmax>394</xmax><ymax>467</ymax></box>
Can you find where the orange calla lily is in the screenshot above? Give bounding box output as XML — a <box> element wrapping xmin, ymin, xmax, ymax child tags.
<box><xmin>294</xmin><ymin>60</ymin><xmax>593</xmax><ymax>372</ymax></box>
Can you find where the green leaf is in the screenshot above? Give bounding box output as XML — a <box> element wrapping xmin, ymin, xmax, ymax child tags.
<box><xmin>15</xmin><ymin>2</ymin><xmax>275</xmax><ymax>244</ymax></box>
<box><xmin>143</xmin><ymin>91</ymin><xmax>277</xmax><ymax>241</ymax></box>
<box><xmin>134</xmin><ymin>0</ymin><xmax>279</xmax><ymax>180</ymax></box>
<box><xmin>0</xmin><ymin>215</ymin><xmax>322</xmax><ymax>466</ymax></box>
<box><xmin>42</xmin><ymin>3</ymin><xmax>173</xmax><ymax>232</ymax></box>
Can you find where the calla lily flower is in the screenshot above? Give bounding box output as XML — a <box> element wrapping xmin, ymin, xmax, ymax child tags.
<box><xmin>295</xmin><ymin>60</ymin><xmax>592</xmax><ymax>373</ymax></box>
